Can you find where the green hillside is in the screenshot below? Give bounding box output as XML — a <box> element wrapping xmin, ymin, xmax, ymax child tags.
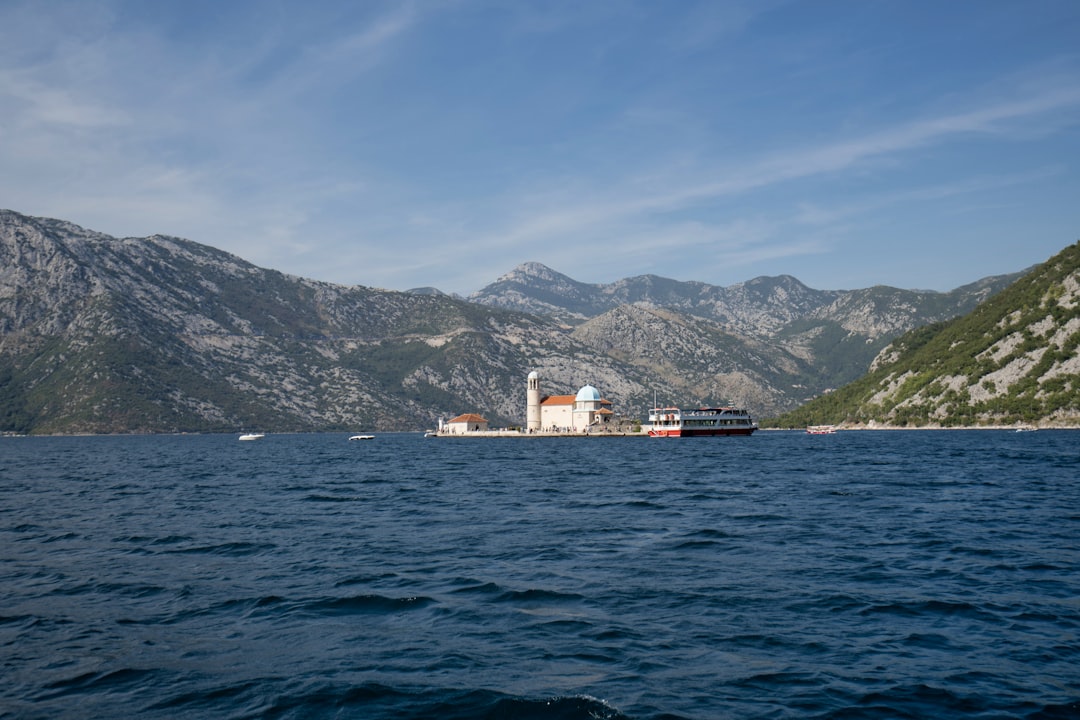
<box><xmin>769</xmin><ymin>241</ymin><xmax>1080</xmax><ymax>428</ymax></box>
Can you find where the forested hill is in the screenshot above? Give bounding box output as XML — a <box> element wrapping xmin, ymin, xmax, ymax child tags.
<box><xmin>770</xmin><ymin>241</ymin><xmax>1080</xmax><ymax>428</ymax></box>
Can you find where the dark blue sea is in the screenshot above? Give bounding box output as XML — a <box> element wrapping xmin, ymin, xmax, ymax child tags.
<box><xmin>2</xmin><ymin>430</ymin><xmax>1078</xmax><ymax>719</ymax></box>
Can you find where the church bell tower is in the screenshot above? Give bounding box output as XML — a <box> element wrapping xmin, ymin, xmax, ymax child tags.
<box><xmin>527</xmin><ymin>371</ymin><xmax>541</xmax><ymax>431</ymax></box>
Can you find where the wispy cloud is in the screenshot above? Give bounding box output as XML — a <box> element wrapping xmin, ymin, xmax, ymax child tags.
<box><xmin>755</xmin><ymin>85</ymin><xmax>1080</xmax><ymax>183</ymax></box>
<box><xmin>793</xmin><ymin>166</ymin><xmax>1067</xmax><ymax>227</ymax></box>
<box><xmin>0</xmin><ymin>70</ymin><xmax>128</xmax><ymax>129</ymax></box>
<box><xmin>1</xmin><ymin>1</ymin><xmax>1076</xmax><ymax>293</ymax></box>
<box><xmin>482</xmin><ymin>81</ymin><xmax>1080</xmax><ymax>245</ymax></box>
<box><xmin>666</xmin><ymin>0</ymin><xmax>788</xmax><ymax>50</ymax></box>
<box><xmin>408</xmin><ymin>76</ymin><xmax>1080</xmax><ymax>289</ymax></box>
<box><xmin>276</xmin><ymin>3</ymin><xmax>421</xmax><ymax>92</ymax></box>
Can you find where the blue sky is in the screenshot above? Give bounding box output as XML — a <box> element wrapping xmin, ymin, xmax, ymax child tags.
<box><xmin>2</xmin><ymin>1</ymin><xmax>1079</xmax><ymax>295</ymax></box>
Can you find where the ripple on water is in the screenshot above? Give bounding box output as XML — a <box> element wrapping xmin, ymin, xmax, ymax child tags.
<box><xmin>1</xmin><ymin>431</ymin><xmax>1077</xmax><ymax>719</ymax></box>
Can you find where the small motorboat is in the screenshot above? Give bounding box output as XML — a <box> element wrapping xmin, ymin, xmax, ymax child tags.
<box><xmin>239</xmin><ymin>433</ymin><xmax>265</xmax><ymax>441</ymax></box>
<box><xmin>349</xmin><ymin>434</ymin><xmax>375</xmax><ymax>441</ymax></box>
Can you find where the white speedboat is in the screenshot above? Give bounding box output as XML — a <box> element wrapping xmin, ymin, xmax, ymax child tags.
<box><xmin>348</xmin><ymin>434</ymin><xmax>374</xmax><ymax>441</ymax></box>
<box><xmin>239</xmin><ymin>433</ymin><xmax>265</xmax><ymax>441</ymax></box>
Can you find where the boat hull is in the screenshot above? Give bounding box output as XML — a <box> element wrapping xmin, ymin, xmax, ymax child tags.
<box><xmin>648</xmin><ymin>427</ymin><xmax>755</xmax><ymax>437</ymax></box>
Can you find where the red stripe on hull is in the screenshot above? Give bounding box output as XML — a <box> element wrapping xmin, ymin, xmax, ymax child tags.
<box><xmin>648</xmin><ymin>428</ymin><xmax>755</xmax><ymax>437</ymax></box>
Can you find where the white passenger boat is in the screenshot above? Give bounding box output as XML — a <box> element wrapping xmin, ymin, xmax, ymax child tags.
<box><xmin>647</xmin><ymin>407</ymin><xmax>757</xmax><ymax>437</ymax></box>
<box><xmin>806</xmin><ymin>425</ymin><xmax>837</xmax><ymax>435</ymax></box>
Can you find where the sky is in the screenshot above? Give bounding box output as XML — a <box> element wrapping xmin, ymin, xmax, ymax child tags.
<box><xmin>2</xmin><ymin>1</ymin><xmax>1079</xmax><ymax>296</ymax></box>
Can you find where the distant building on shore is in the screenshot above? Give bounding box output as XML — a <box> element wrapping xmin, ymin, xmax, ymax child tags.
<box><xmin>526</xmin><ymin>370</ymin><xmax>612</xmax><ymax>433</ymax></box>
<box><xmin>444</xmin><ymin>413</ymin><xmax>489</xmax><ymax>433</ymax></box>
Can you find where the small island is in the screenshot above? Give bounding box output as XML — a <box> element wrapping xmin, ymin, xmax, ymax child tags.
<box><xmin>434</xmin><ymin>371</ymin><xmax>757</xmax><ymax>438</ymax></box>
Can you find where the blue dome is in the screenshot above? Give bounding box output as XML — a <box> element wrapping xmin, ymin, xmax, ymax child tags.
<box><xmin>575</xmin><ymin>385</ymin><xmax>601</xmax><ymax>402</ymax></box>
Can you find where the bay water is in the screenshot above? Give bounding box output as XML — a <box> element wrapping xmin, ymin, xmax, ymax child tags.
<box><xmin>2</xmin><ymin>430</ymin><xmax>1078</xmax><ymax>719</ymax></box>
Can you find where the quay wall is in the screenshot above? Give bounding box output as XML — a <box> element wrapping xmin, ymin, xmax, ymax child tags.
<box><xmin>435</xmin><ymin>429</ymin><xmax>649</xmax><ymax>438</ymax></box>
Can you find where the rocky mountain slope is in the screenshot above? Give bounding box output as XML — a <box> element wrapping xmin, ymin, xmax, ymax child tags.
<box><xmin>0</xmin><ymin>210</ymin><xmax>663</xmax><ymax>433</ymax></box>
<box><xmin>771</xmin><ymin>241</ymin><xmax>1080</xmax><ymax>428</ymax></box>
<box><xmin>569</xmin><ymin>304</ymin><xmax>811</xmax><ymax>415</ymax></box>
<box><xmin>471</xmin><ymin>261</ymin><xmax>1014</xmax><ymax>337</ymax></box>
<box><xmin>471</xmin><ymin>262</ymin><xmax>842</xmax><ymax>331</ymax></box>
<box><xmin>471</xmin><ymin>261</ymin><xmax>1021</xmax><ymax>405</ymax></box>
<box><xmin>0</xmin><ymin>209</ymin><xmax>1037</xmax><ymax>434</ymax></box>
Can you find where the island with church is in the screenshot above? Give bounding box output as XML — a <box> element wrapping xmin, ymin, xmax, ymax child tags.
<box><xmin>434</xmin><ymin>371</ymin><xmax>757</xmax><ymax>438</ymax></box>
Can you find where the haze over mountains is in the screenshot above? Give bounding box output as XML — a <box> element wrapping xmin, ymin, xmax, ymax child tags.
<box><xmin>0</xmin><ymin>209</ymin><xmax>1050</xmax><ymax>434</ymax></box>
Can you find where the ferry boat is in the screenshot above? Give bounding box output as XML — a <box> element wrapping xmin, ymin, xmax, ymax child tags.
<box><xmin>806</xmin><ymin>425</ymin><xmax>837</xmax><ymax>435</ymax></box>
<box><xmin>647</xmin><ymin>407</ymin><xmax>757</xmax><ymax>437</ymax></box>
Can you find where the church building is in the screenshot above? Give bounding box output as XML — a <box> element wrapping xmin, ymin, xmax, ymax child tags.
<box><xmin>526</xmin><ymin>371</ymin><xmax>613</xmax><ymax>432</ymax></box>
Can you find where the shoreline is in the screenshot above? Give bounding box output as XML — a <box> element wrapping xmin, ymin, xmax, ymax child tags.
<box><xmin>762</xmin><ymin>423</ymin><xmax>1080</xmax><ymax>431</ymax></box>
<box><xmin>6</xmin><ymin>422</ymin><xmax>1079</xmax><ymax>438</ymax></box>
<box><xmin>437</xmin><ymin>423</ymin><xmax>1080</xmax><ymax>437</ymax></box>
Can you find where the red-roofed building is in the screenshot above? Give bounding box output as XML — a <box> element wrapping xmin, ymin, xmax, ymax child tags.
<box><xmin>444</xmin><ymin>413</ymin><xmax>489</xmax><ymax>433</ymax></box>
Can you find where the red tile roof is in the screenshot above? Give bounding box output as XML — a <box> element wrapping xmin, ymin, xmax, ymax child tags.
<box><xmin>447</xmin><ymin>413</ymin><xmax>488</xmax><ymax>423</ymax></box>
<box><xmin>540</xmin><ymin>395</ymin><xmax>576</xmax><ymax>406</ymax></box>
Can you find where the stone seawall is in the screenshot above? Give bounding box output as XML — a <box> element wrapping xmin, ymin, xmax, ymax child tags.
<box><xmin>435</xmin><ymin>429</ymin><xmax>648</xmax><ymax>438</ymax></box>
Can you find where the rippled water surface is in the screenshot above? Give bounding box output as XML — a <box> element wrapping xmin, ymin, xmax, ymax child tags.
<box><xmin>2</xmin><ymin>430</ymin><xmax>1078</xmax><ymax>719</ymax></box>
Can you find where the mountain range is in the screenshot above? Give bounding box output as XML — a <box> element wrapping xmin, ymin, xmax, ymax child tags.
<box><xmin>467</xmin><ymin>261</ymin><xmax>1021</xmax><ymax>413</ymax></box>
<box><xmin>0</xmin><ymin>209</ymin><xmax>1037</xmax><ymax>434</ymax></box>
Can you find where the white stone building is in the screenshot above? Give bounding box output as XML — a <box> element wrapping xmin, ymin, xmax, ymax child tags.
<box><xmin>526</xmin><ymin>371</ymin><xmax>613</xmax><ymax>432</ymax></box>
<box><xmin>443</xmin><ymin>413</ymin><xmax>489</xmax><ymax>433</ymax></box>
